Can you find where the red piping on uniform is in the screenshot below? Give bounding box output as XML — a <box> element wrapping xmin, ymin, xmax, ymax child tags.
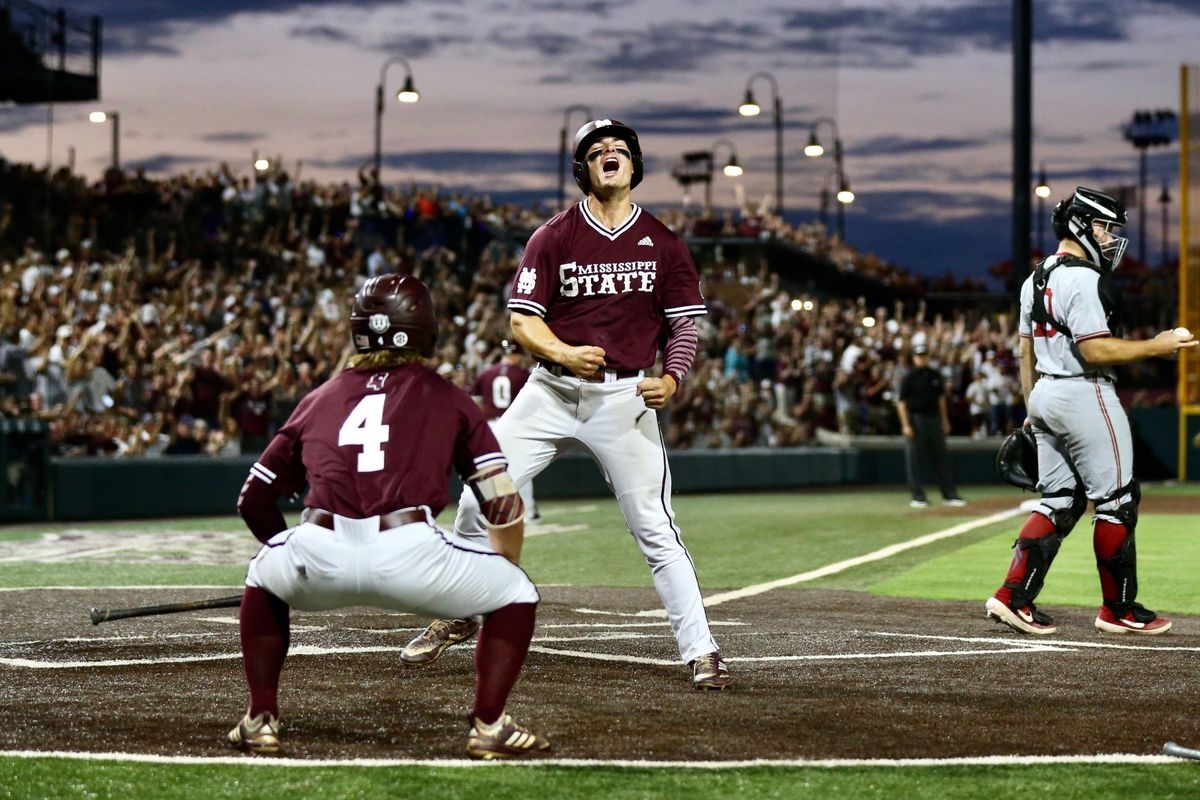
<box><xmin>1093</xmin><ymin>381</ymin><xmax>1122</xmax><ymax>480</ymax></box>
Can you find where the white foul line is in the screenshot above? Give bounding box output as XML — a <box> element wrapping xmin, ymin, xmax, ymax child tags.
<box><xmin>873</xmin><ymin>630</ymin><xmax>1200</xmax><ymax>653</ymax></box>
<box><xmin>605</xmin><ymin>506</ymin><xmax>1026</xmax><ymax>618</ymax></box>
<box><xmin>0</xmin><ymin>749</ymin><xmax>1182</xmax><ymax>768</ymax></box>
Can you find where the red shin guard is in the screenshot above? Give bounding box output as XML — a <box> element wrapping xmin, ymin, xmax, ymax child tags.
<box><xmin>1093</xmin><ymin>519</ymin><xmax>1129</xmax><ymax>602</ymax></box>
<box><xmin>995</xmin><ymin>512</ymin><xmax>1057</xmax><ymax>605</ymax></box>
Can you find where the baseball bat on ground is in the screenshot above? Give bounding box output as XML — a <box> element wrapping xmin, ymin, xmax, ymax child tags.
<box><xmin>1163</xmin><ymin>742</ymin><xmax>1200</xmax><ymax>761</ymax></box>
<box><xmin>89</xmin><ymin>594</ymin><xmax>243</xmax><ymax>625</ymax></box>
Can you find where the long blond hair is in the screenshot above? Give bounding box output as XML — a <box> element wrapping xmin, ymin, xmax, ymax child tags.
<box><xmin>345</xmin><ymin>350</ymin><xmax>425</xmax><ymax>370</ymax></box>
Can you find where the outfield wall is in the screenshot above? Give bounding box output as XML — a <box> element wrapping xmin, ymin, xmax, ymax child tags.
<box><xmin>35</xmin><ymin>440</ymin><xmax>1023</xmax><ymax>521</ymax></box>
<box><xmin>0</xmin><ymin>406</ymin><xmax>1179</xmax><ymax>522</ymax></box>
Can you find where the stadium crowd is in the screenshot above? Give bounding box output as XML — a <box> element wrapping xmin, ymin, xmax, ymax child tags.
<box><xmin>0</xmin><ymin>158</ymin><xmax>1173</xmax><ymax>458</ymax></box>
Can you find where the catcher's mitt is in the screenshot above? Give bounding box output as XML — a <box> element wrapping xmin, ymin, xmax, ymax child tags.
<box><xmin>996</xmin><ymin>426</ymin><xmax>1038</xmax><ymax>491</ymax></box>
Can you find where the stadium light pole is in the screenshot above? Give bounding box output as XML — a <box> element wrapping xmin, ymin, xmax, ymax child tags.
<box><xmin>1034</xmin><ymin>166</ymin><xmax>1051</xmax><ymax>256</ymax></box>
<box><xmin>373</xmin><ymin>56</ymin><xmax>420</xmax><ymax>185</ymax></box>
<box><xmin>805</xmin><ymin>117</ymin><xmax>853</xmax><ymax>240</ymax></box>
<box><xmin>818</xmin><ymin>169</ymin><xmax>833</xmax><ymax>231</ymax></box>
<box><xmin>834</xmin><ymin>169</ymin><xmax>855</xmax><ymax>241</ymax></box>
<box><xmin>707</xmin><ymin>137</ymin><xmax>742</xmax><ymax>212</ymax></box>
<box><xmin>737</xmin><ymin>71</ymin><xmax>783</xmax><ymax>217</ymax></box>
<box><xmin>88</xmin><ymin>110</ymin><xmax>119</xmax><ymax>172</ymax></box>
<box><xmin>558</xmin><ymin>104</ymin><xmax>593</xmax><ymax>211</ymax></box>
<box><xmin>1123</xmin><ymin>109</ymin><xmax>1177</xmax><ymax>266</ymax></box>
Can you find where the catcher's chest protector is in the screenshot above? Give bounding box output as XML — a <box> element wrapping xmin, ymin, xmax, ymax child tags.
<box><xmin>1031</xmin><ymin>257</ymin><xmax>1123</xmax><ymax>338</ymax></box>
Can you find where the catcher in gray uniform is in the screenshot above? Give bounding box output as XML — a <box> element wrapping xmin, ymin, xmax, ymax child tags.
<box><xmin>985</xmin><ymin>186</ymin><xmax>1196</xmax><ymax>636</ymax></box>
<box><xmin>401</xmin><ymin>118</ymin><xmax>731</xmax><ymax>690</ymax></box>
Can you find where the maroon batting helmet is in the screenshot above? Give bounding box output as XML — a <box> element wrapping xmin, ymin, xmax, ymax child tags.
<box><xmin>350</xmin><ymin>275</ymin><xmax>438</xmax><ymax>357</ymax></box>
<box><xmin>572</xmin><ymin>118</ymin><xmax>644</xmax><ymax>193</ymax></box>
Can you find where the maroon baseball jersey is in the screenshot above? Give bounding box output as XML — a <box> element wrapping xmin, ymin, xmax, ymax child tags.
<box><xmin>248</xmin><ymin>362</ymin><xmax>505</xmax><ymax>518</ymax></box>
<box><xmin>507</xmin><ymin>201</ymin><xmax>706</xmax><ymax>372</ymax></box>
<box><xmin>471</xmin><ymin>361</ymin><xmax>531</xmax><ymax>420</ymax></box>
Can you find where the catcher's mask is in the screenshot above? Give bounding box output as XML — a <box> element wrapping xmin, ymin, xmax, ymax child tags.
<box><xmin>1051</xmin><ymin>186</ymin><xmax>1128</xmax><ymax>272</ymax></box>
<box><xmin>996</xmin><ymin>426</ymin><xmax>1039</xmax><ymax>491</ymax></box>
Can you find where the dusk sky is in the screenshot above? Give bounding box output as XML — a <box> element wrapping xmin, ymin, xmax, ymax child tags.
<box><xmin>1</xmin><ymin>0</ymin><xmax>1196</xmax><ymax>287</ymax></box>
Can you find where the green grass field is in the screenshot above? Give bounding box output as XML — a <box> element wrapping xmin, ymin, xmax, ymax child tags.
<box><xmin>4</xmin><ymin>484</ymin><xmax>1200</xmax><ymax>799</ymax></box>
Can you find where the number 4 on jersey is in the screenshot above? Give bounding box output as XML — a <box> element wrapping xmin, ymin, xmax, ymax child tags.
<box><xmin>339</xmin><ymin>394</ymin><xmax>389</xmax><ymax>472</ymax></box>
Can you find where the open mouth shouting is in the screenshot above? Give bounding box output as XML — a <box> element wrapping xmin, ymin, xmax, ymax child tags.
<box><xmin>588</xmin><ymin>143</ymin><xmax>630</xmax><ymax>184</ymax></box>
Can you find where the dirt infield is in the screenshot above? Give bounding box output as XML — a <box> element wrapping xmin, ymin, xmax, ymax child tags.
<box><xmin>2</xmin><ymin>582</ymin><xmax>1197</xmax><ymax>761</ymax></box>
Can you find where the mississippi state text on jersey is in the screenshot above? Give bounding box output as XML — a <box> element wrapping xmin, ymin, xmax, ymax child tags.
<box><xmin>507</xmin><ymin>201</ymin><xmax>706</xmax><ymax>372</ymax></box>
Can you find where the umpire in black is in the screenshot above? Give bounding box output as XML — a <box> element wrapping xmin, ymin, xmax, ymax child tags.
<box><xmin>897</xmin><ymin>342</ymin><xmax>965</xmax><ymax>508</ymax></box>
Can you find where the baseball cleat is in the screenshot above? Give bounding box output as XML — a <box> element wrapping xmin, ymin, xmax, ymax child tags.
<box><xmin>466</xmin><ymin>713</ymin><xmax>551</xmax><ymax>760</ymax></box>
<box><xmin>1095</xmin><ymin>603</ymin><xmax>1172</xmax><ymax>635</ymax></box>
<box><xmin>691</xmin><ymin>651</ymin><xmax>733</xmax><ymax>691</ymax></box>
<box><xmin>227</xmin><ymin>712</ymin><xmax>281</xmax><ymax>754</ymax></box>
<box><xmin>400</xmin><ymin>617</ymin><xmax>480</xmax><ymax>665</ymax></box>
<box><xmin>985</xmin><ymin>596</ymin><xmax>1058</xmax><ymax>635</ymax></box>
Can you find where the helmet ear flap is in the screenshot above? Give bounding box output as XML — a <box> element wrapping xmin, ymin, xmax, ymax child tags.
<box><xmin>1051</xmin><ymin>199</ymin><xmax>1071</xmax><ymax>241</ymax></box>
<box><xmin>572</xmin><ymin>159</ymin><xmax>590</xmax><ymax>194</ymax></box>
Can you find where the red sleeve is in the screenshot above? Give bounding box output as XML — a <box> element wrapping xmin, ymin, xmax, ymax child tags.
<box><xmin>662</xmin><ymin>315</ymin><xmax>699</xmax><ymax>385</ymax></box>
<box><xmin>237</xmin><ymin>475</ymin><xmax>288</xmax><ymax>544</ymax></box>
<box><xmin>236</xmin><ymin>429</ymin><xmax>307</xmax><ymax>544</ymax></box>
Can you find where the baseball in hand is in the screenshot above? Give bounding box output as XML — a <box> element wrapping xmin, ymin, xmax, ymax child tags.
<box><xmin>1174</xmin><ymin>327</ymin><xmax>1192</xmax><ymax>338</ymax></box>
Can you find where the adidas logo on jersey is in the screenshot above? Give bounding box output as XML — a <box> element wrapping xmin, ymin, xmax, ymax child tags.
<box><xmin>638</xmin><ymin>236</ymin><xmax>654</xmax><ymax>247</ymax></box>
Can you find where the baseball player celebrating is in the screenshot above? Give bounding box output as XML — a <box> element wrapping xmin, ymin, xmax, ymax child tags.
<box><xmin>471</xmin><ymin>340</ymin><xmax>538</xmax><ymax>520</ymax></box>
<box><xmin>228</xmin><ymin>275</ymin><xmax>549</xmax><ymax>760</ymax></box>
<box><xmin>985</xmin><ymin>186</ymin><xmax>1196</xmax><ymax>636</ymax></box>
<box><xmin>402</xmin><ymin>118</ymin><xmax>731</xmax><ymax>690</ymax></box>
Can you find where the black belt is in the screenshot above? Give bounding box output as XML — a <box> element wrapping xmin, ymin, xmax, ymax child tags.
<box><xmin>1045</xmin><ymin>373</ymin><xmax>1113</xmax><ymax>383</ymax></box>
<box><xmin>303</xmin><ymin>507</ymin><xmax>426</xmax><ymax>531</ymax></box>
<box><xmin>538</xmin><ymin>362</ymin><xmax>643</xmax><ymax>381</ymax></box>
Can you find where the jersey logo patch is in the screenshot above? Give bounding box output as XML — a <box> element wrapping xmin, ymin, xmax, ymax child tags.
<box><xmin>516</xmin><ymin>266</ymin><xmax>537</xmax><ymax>295</ymax></box>
<box><xmin>638</xmin><ymin>235</ymin><xmax>654</xmax><ymax>246</ymax></box>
